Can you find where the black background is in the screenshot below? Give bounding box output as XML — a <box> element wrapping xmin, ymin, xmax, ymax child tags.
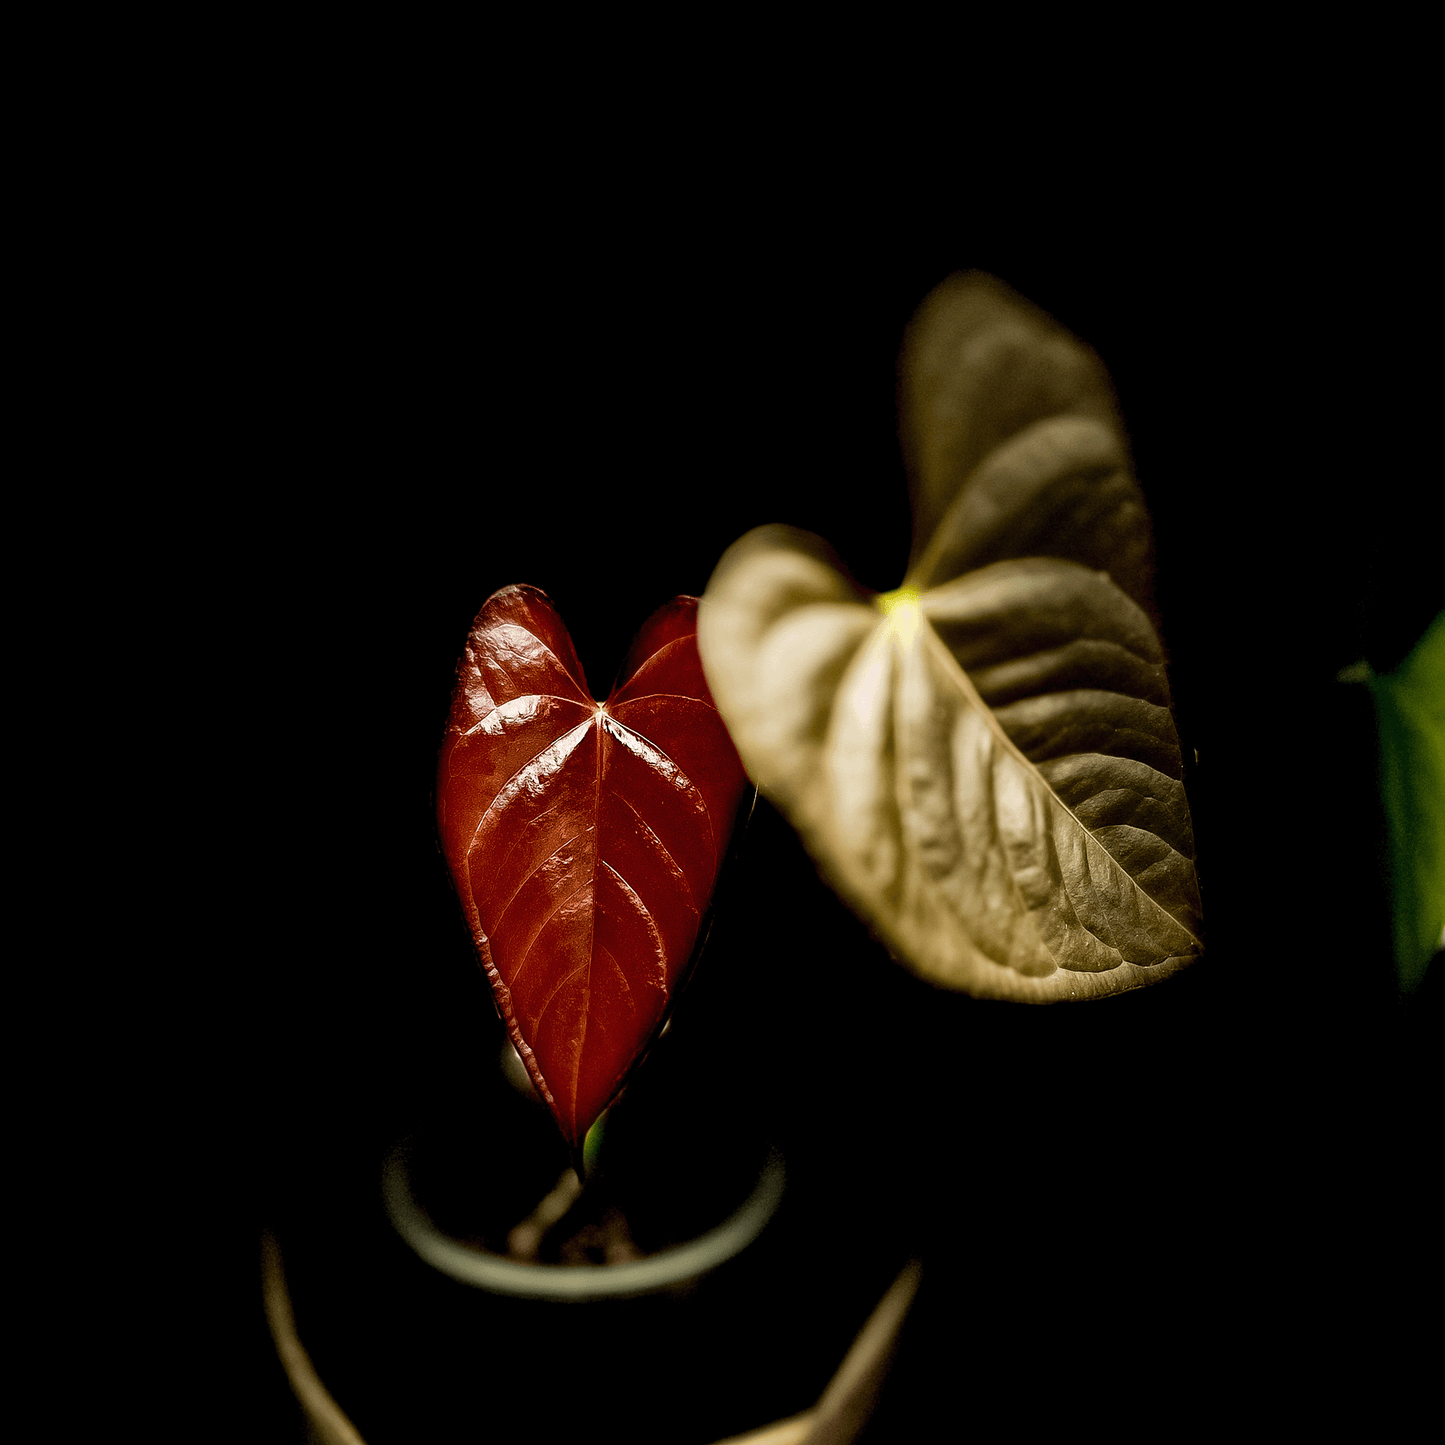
<box><xmin>140</xmin><ymin>162</ymin><xmax>1438</xmax><ymax>1440</ymax></box>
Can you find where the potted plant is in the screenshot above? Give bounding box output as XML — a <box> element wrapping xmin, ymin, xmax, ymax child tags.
<box><xmin>263</xmin><ymin>271</ymin><xmax>1217</xmax><ymax>1444</ymax></box>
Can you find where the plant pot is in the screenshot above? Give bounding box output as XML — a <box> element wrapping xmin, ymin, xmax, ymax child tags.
<box><xmin>263</xmin><ymin>1035</ymin><xmax>917</xmax><ymax>1444</ymax></box>
<box><xmin>382</xmin><ymin>1139</ymin><xmax>786</xmax><ymax>1301</ymax></box>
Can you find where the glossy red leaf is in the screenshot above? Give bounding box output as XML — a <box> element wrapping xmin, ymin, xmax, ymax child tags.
<box><xmin>437</xmin><ymin>586</ymin><xmax>750</xmax><ymax>1148</ymax></box>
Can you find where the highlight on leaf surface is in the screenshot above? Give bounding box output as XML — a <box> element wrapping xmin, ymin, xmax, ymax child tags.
<box><xmin>698</xmin><ymin>273</ymin><xmax>1202</xmax><ymax>1002</ymax></box>
<box><xmin>437</xmin><ymin>587</ymin><xmax>750</xmax><ymax>1145</ymax></box>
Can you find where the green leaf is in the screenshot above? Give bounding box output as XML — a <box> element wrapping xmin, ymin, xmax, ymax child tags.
<box><xmin>1369</xmin><ymin>610</ymin><xmax>1445</xmax><ymax>993</ymax></box>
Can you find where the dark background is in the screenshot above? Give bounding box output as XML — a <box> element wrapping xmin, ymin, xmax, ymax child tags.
<box><xmin>146</xmin><ymin>172</ymin><xmax>1436</xmax><ymax>1439</ymax></box>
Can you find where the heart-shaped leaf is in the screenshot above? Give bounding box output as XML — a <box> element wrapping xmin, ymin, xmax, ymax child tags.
<box><xmin>438</xmin><ymin>587</ymin><xmax>749</xmax><ymax>1144</ymax></box>
<box><xmin>698</xmin><ymin>274</ymin><xmax>1202</xmax><ymax>1001</ymax></box>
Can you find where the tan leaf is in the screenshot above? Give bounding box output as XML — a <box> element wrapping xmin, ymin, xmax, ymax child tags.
<box><xmin>698</xmin><ymin>276</ymin><xmax>1202</xmax><ymax>1001</ymax></box>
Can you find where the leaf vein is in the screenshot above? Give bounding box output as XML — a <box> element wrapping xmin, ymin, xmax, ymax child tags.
<box><xmin>466</xmin><ymin>717</ymin><xmax>593</xmax><ymax>858</ymax></box>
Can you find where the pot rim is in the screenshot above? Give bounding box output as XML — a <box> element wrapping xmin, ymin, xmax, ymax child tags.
<box><xmin>382</xmin><ymin>1144</ymin><xmax>785</xmax><ymax>1300</ymax></box>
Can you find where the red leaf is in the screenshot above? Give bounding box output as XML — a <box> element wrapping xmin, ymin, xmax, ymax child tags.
<box><xmin>437</xmin><ymin>586</ymin><xmax>750</xmax><ymax>1147</ymax></box>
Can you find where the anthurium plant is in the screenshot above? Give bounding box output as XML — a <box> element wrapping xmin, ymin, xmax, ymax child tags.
<box><xmin>256</xmin><ymin>244</ymin><xmax>1437</xmax><ymax>1445</ymax></box>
